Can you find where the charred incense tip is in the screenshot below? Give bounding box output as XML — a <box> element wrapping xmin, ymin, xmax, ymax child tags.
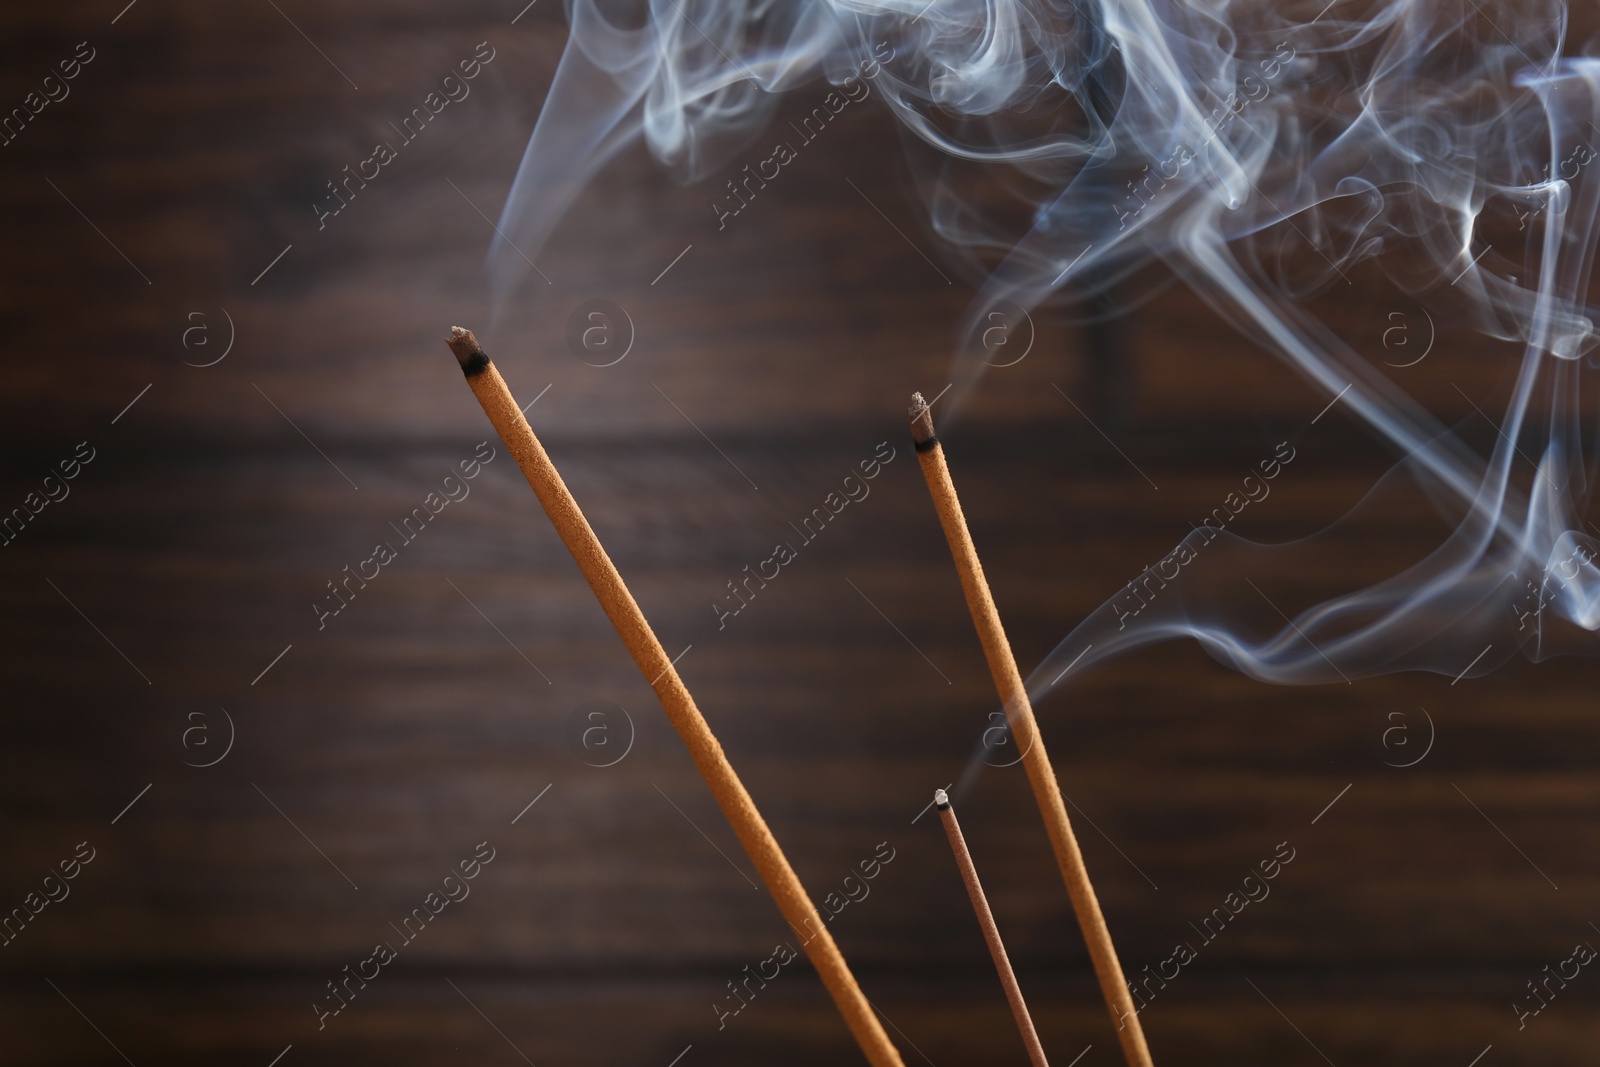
<box><xmin>446</xmin><ymin>326</ymin><xmax>491</xmax><ymax>377</ymax></box>
<box><xmin>934</xmin><ymin>788</ymin><xmax>951</xmax><ymax>810</ymax></box>
<box><xmin>909</xmin><ymin>392</ymin><xmax>938</xmax><ymax>452</ymax></box>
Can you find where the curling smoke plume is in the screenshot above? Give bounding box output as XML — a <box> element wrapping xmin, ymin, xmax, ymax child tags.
<box><xmin>490</xmin><ymin>0</ymin><xmax>1600</xmax><ymax>689</ymax></box>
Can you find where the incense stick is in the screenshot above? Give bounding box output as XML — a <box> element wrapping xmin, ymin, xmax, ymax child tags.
<box><xmin>444</xmin><ymin>328</ymin><xmax>903</xmax><ymax>1067</ymax></box>
<box><xmin>909</xmin><ymin>393</ymin><xmax>1153</xmax><ymax>1067</ymax></box>
<box><xmin>935</xmin><ymin>789</ymin><xmax>1051</xmax><ymax>1067</ymax></box>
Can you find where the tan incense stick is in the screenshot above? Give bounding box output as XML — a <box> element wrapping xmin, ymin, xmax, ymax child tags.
<box><xmin>445</xmin><ymin>328</ymin><xmax>904</xmax><ymax>1067</ymax></box>
<box><xmin>909</xmin><ymin>393</ymin><xmax>1153</xmax><ymax>1067</ymax></box>
<box><xmin>935</xmin><ymin>789</ymin><xmax>1051</xmax><ymax>1067</ymax></box>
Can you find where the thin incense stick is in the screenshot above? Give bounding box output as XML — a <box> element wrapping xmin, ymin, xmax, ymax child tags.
<box><xmin>935</xmin><ymin>789</ymin><xmax>1051</xmax><ymax>1067</ymax></box>
<box><xmin>445</xmin><ymin>328</ymin><xmax>904</xmax><ymax>1067</ymax></box>
<box><xmin>909</xmin><ymin>393</ymin><xmax>1153</xmax><ymax>1067</ymax></box>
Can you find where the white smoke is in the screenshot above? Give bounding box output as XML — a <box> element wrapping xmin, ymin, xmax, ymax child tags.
<box><xmin>490</xmin><ymin>0</ymin><xmax>1600</xmax><ymax>687</ymax></box>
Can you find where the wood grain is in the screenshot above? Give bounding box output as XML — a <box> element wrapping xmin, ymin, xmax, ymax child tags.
<box><xmin>1</xmin><ymin>2</ymin><xmax>1598</xmax><ymax>1065</ymax></box>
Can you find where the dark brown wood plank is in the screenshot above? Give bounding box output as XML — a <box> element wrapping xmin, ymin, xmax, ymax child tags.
<box><xmin>2</xmin><ymin>3</ymin><xmax>1598</xmax><ymax>1065</ymax></box>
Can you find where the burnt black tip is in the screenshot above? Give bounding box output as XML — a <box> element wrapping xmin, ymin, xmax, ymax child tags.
<box><xmin>933</xmin><ymin>788</ymin><xmax>951</xmax><ymax>810</ymax></box>
<box><xmin>909</xmin><ymin>392</ymin><xmax>939</xmax><ymax>449</ymax></box>
<box><xmin>446</xmin><ymin>327</ymin><xmax>491</xmax><ymax>377</ymax></box>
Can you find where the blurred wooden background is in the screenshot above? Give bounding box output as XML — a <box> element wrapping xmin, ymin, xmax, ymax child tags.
<box><xmin>2</xmin><ymin>2</ymin><xmax>1598</xmax><ymax>1065</ymax></box>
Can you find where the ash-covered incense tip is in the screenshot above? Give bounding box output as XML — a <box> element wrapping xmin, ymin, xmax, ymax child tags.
<box><xmin>933</xmin><ymin>788</ymin><xmax>950</xmax><ymax>810</ymax></box>
<box><xmin>445</xmin><ymin>327</ymin><xmax>490</xmax><ymax>377</ymax></box>
<box><xmin>909</xmin><ymin>391</ymin><xmax>937</xmax><ymax>449</ymax></box>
